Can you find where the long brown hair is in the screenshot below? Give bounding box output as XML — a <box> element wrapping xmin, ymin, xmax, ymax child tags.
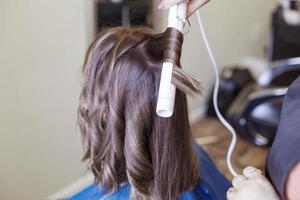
<box><xmin>77</xmin><ymin>27</ymin><xmax>202</xmax><ymax>200</ymax></box>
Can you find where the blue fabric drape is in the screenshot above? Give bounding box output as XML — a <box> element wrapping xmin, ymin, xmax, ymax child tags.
<box><xmin>70</xmin><ymin>143</ymin><xmax>231</xmax><ymax>200</ymax></box>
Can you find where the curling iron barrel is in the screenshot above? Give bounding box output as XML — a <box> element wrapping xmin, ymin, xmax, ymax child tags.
<box><xmin>156</xmin><ymin>2</ymin><xmax>187</xmax><ymax>118</ymax></box>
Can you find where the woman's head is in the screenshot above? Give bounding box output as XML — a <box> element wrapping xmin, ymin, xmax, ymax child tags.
<box><xmin>77</xmin><ymin>27</ymin><xmax>202</xmax><ymax>200</ymax></box>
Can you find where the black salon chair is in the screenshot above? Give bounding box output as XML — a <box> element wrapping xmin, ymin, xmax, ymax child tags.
<box><xmin>226</xmin><ymin>57</ymin><xmax>300</xmax><ymax>147</ymax></box>
<box><xmin>227</xmin><ymin>84</ymin><xmax>287</xmax><ymax>147</ymax></box>
<box><xmin>258</xmin><ymin>57</ymin><xmax>300</xmax><ymax>87</ymax></box>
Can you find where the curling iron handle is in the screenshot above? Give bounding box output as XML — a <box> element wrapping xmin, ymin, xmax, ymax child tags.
<box><xmin>168</xmin><ymin>2</ymin><xmax>187</xmax><ymax>31</ymax></box>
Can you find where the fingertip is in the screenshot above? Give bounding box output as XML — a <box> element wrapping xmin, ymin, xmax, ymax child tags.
<box><xmin>232</xmin><ymin>175</ymin><xmax>247</xmax><ymax>188</ymax></box>
<box><xmin>187</xmin><ymin>0</ymin><xmax>210</xmax><ymax>16</ymax></box>
<box><xmin>243</xmin><ymin>166</ymin><xmax>262</xmax><ymax>178</ymax></box>
<box><xmin>158</xmin><ymin>2</ymin><xmax>166</xmax><ymax>10</ymax></box>
<box><xmin>159</xmin><ymin>0</ymin><xmax>187</xmax><ymax>10</ymax></box>
<box><xmin>226</xmin><ymin>187</ymin><xmax>237</xmax><ymax>200</ymax></box>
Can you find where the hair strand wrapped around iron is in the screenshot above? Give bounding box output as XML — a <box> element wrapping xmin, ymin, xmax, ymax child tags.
<box><xmin>156</xmin><ymin>2</ymin><xmax>188</xmax><ymax>117</ymax></box>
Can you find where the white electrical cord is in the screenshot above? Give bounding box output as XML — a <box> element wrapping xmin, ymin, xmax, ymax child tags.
<box><xmin>196</xmin><ymin>10</ymin><xmax>238</xmax><ymax>177</ymax></box>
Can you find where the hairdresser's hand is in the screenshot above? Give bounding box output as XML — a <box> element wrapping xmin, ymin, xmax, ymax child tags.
<box><xmin>227</xmin><ymin>166</ymin><xmax>280</xmax><ymax>200</ymax></box>
<box><xmin>158</xmin><ymin>0</ymin><xmax>209</xmax><ymax>17</ymax></box>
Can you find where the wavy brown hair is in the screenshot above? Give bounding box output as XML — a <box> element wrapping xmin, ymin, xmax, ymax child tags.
<box><xmin>77</xmin><ymin>27</ymin><xmax>202</xmax><ymax>200</ymax></box>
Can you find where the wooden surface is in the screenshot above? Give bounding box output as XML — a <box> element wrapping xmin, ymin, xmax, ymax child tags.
<box><xmin>192</xmin><ymin>117</ymin><xmax>269</xmax><ymax>179</ymax></box>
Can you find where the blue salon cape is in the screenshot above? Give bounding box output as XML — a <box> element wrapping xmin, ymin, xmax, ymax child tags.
<box><xmin>267</xmin><ymin>76</ymin><xmax>300</xmax><ymax>199</ymax></box>
<box><xmin>70</xmin><ymin>144</ymin><xmax>231</xmax><ymax>200</ymax></box>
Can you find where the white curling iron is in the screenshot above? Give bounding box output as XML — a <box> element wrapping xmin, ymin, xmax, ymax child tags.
<box><xmin>155</xmin><ymin>1</ymin><xmax>239</xmax><ymax>176</ymax></box>
<box><xmin>156</xmin><ymin>2</ymin><xmax>187</xmax><ymax>118</ymax></box>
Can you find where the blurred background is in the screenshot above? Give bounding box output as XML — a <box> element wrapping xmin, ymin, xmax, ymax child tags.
<box><xmin>1</xmin><ymin>0</ymin><xmax>300</xmax><ymax>199</ymax></box>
